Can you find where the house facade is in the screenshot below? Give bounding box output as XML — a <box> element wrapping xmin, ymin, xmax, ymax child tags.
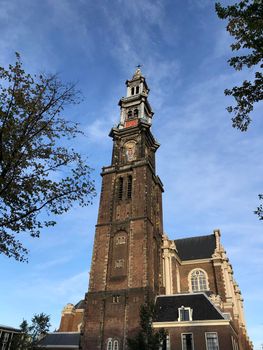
<box><xmin>0</xmin><ymin>325</ymin><xmax>22</xmax><ymax>350</ymax></box>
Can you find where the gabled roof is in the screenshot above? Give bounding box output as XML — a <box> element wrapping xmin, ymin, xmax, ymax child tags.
<box><xmin>175</xmin><ymin>234</ymin><xmax>216</xmax><ymax>260</ymax></box>
<box><xmin>36</xmin><ymin>332</ymin><xmax>80</xmax><ymax>348</ymax></box>
<box><xmin>74</xmin><ymin>300</ymin><xmax>85</xmax><ymax>309</ymax></box>
<box><xmin>154</xmin><ymin>293</ymin><xmax>224</xmax><ymax>322</ymax></box>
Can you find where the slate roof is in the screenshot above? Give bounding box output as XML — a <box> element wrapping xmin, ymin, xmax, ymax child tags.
<box><xmin>154</xmin><ymin>293</ymin><xmax>224</xmax><ymax>322</ymax></box>
<box><xmin>0</xmin><ymin>324</ymin><xmax>21</xmax><ymax>332</ymax></box>
<box><xmin>175</xmin><ymin>234</ymin><xmax>216</xmax><ymax>260</ymax></box>
<box><xmin>36</xmin><ymin>332</ymin><xmax>80</xmax><ymax>348</ymax></box>
<box><xmin>74</xmin><ymin>299</ymin><xmax>85</xmax><ymax>309</ymax></box>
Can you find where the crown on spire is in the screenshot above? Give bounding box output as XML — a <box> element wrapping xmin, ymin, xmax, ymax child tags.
<box><xmin>132</xmin><ymin>66</ymin><xmax>143</xmax><ymax>79</ymax></box>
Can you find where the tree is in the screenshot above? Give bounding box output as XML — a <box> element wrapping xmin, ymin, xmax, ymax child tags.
<box><xmin>29</xmin><ymin>313</ymin><xmax>51</xmax><ymax>347</ymax></box>
<box><xmin>12</xmin><ymin>313</ymin><xmax>51</xmax><ymax>350</ymax></box>
<box><xmin>10</xmin><ymin>320</ymin><xmax>31</xmax><ymax>350</ymax></box>
<box><xmin>254</xmin><ymin>194</ymin><xmax>263</xmax><ymax>220</ymax></box>
<box><xmin>0</xmin><ymin>53</ymin><xmax>96</xmax><ymax>261</ymax></box>
<box><xmin>216</xmin><ymin>1</ymin><xmax>263</xmax><ymax>220</ymax></box>
<box><xmin>127</xmin><ymin>302</ymin><xmax>166</xmax><ymax>350</ymax></box>
<box><xmin>215</xmin><ymin>0</ymin><xmax>263</xmax><ymax>131</ymax></box>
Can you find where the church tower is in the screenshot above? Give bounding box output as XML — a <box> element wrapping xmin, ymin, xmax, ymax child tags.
<box><xmin>82</xmin><ymin>68</ymin><xmax>164</xmax><ymax>350</ymax></box>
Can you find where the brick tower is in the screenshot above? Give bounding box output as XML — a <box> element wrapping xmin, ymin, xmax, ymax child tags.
<box><xmin>82</xmin><ymin>68</ymin><xmax>164</xmax><ymax>350</ymax></box>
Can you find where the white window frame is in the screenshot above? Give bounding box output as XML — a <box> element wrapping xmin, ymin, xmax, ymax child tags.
<box><xmin>112</xmin><ymin>295</ymin><xmax>120</xmax><ymax>303</ymax></box>
<box><xmin>107</xmin><ymin>338</ymin><xmax>113</xmax><ymax>350</ymax></box>
<box><xmin>181</xmin><ymin>333</ymin><xmax>194</xmax><ymax>350</ymax></box>
<box><xmin>188</xmin><ymin>268</ymin><xmax>209</xmax><ymax>292</ymax></box>
<box><xmin>3</xmin><ymin>333</ymin><xmax>9</xmax><ymax>343</ymax></box>
<box><xmin>113</xmin><ymin>339</ymin><xmax>119</xmax><ymax>350</ymax></box>
<box><xmin>205</xmin><ymin>332</ymin><xmax>219</xmax><ymax>350</ymax></box>
<box><xmin>231</xmin><ymin>336</ymin><xmax>239</xmax><ymax>350</ymax></box>
<box><xmin>178</xmin><ymin>306</ymin><xmax>193</xmax><ymax>321</ymax></box>
<box><xmin>222</xmin><ymin>312</ymin><xmax>231</xmax><ymax>320</ymax></box>
<box><xmin>166</xmin><ymin>333</ymin><xmax>171</xmax><ymax>350</ymax></box>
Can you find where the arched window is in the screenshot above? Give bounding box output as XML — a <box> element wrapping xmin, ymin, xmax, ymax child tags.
<box><xmin>113</xmin><ymin>340</ymin><xmax>119</xmax><ymax>350</ymax></box>
<box><xmin>190</xmin><ymin>269</ymin><xmax>208</xmax><ymax>292</ymax></box>
<box><xmin>118</xmin><ymin>177</ymin><xmax>123</xmax><ymax>200</ymax></box>
<box><xmin>128</xmin><ymin>110</ymin><xmax>133</xmax><ymax>119</ymax></box>
<box><xmin>135</xmin><ymin>86</ymin><xmax>139</xmax><ymax>94</ymax></box>
<box><xmin>131</xmin><ymin>87</ymin><xmax>135</xmax><ymax>95</ymax></box>
<box><xmin>133</xmin><ymin>108</ymin><xmax>139</xmax><ymax>118</ymax></box>
<box><xmin>127</xmin><ymin>175</ymin><xmax>132</xmax><ymax>199</ymax></box>
<box><xmin>107</xmin><ymin>338</ymin><xmax>113</xmax><ymax>350</ymax></box>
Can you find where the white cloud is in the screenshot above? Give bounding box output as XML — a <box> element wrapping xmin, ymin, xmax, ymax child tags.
<box><xmin>187</xmin><ymin>0</ymin><xmax>211</xmax><ymax>9</ymax></box>
<box><xmin>85</xmin><ymin>119</ymin><xmax>110</xmax><ymax>143</ymax></box>
<box><xmin>213</xmin><ymin>28</ymin><xmax>233</xmax><ymax>59</ymax></box>
<box><xmin>35</xmin><ymin>256</ymin><xmax>73</xmax><ymax>271</ymax></box>
<box><xmin>17</xmin><ymin>270</ymin><xmax>88</xmax><ymax>304</ymax></box>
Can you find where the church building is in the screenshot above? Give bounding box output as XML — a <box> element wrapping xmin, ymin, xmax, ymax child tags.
<box><xmin>56</xmin><ymin>69</ymin><xmax>253</xmax><ymax>350</ymax></box>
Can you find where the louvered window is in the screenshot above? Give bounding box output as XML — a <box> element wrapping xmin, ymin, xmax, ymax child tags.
<box><xmin>118</xmin><ymin>177</ymin><xmax>123</xmax><ymax>200</ymax></box>
<box><xmin>127</xmin><ymin>175</ymin><xmax>132</xmax><ymax>199</ymax></box>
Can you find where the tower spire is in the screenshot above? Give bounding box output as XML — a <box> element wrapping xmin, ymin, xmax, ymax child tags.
<box><xmin>118</xmin><ymin>68</ymin><xmax>153</xmax><ymax>129</ymax></box>
<box><xmin>82</xmin><ymin>70</ymin><xmax>163</xmax><ymax>349</ymax></box>
<box><xmin>133</xmin><ymin>65</ymin><xmax>143</xmax><ymax>79</ymax></box>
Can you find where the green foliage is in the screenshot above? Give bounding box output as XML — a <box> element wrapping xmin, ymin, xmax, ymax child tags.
<box><xmin>29</xmin><ymin>313</ymin><xmax>51</xmax><ymax>346</ymax></box>
<box><xmin>0</xmin><ymin>53</ymin><xmax>96</xmax><ymax>261</ymax></box>
<box><xmin>11</xmin><ymin>314</ymin><xmax>51</xmax><ymax>350</ymax></box>
<box><xmin>215</xmin><ymin>0</ymin><xmax>263</xmax><ymax>131</ymax></box>
<box><xmin>127</xmin><ymin>302</ymin><xmax>166</xmax><ymax>350</ymax></box>
<box><xmin>216</xmin><ymin>1</ymin><xmax>263</xmax><ymax>220</ymax></box>
<box><xmin>254</xmin><ymin>194</ymin><xmax>263</xmax><ymax>220</ymax></box>
<box><xmin>10</xmin><ymin>320</ymin><xmax>31</xmax><ymax>350</ymax></box>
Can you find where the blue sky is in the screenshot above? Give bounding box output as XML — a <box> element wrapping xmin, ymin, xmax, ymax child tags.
<box><xmin>0</xmin><ymin>0</ymin><xmax>262</xmax><ymax>348</ymax></box>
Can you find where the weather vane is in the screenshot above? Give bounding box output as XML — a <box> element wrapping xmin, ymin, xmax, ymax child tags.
<box><xmin>136</xmin><ymin>64</ymin><xmax>143</xmax><ymax>69</ymax></box>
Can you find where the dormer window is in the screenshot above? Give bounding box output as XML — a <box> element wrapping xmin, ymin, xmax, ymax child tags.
<box><xmin>178</xmin><ymin>306</ymin><xmax>192</xmax><ymax>321</ymax></box>
<box><xmin>136</xmin><ymin>86</ymin><xmax>139</xmax><ymax>94</ymax></box>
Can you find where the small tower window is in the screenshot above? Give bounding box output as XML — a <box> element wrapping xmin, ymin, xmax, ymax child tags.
<box><xmin>131</xmin><ymin>87</ymin><xmax>135</xmax><ymax>95</ymax></box>
<box><xmin>127</xmin><ymin>175</ymin><xmax>132</xmax><ymax>199</ymax></box>
<box><xmin>136</xmin><ymin>85</ymin><xmax>139</xmax><ymax>94</ymax></box>
<box><xmin>127</xmin><ymin>110</ymin><xmax>133</xmax><ymax>119</ymax></box>
<box><xmin>118</xmin><ymin>177</ymin><xmax>123</xmax><ymax>200</ymax></box>
<box><xmin>112</xmin><ymin>295</ymin><xmax>120</xmax><ymax>303</ymax></box>
<box><xmin>116</xmin><ymin>236</ymin><xmax>126</xmax><ymax>245</ymax></box>
<box><xmin>113</xmin><ymin>340</ymin><xmax>119</xmax><ymax>350</ymax></box>
<box><xmin>134</xmin><ymin>108</ymin><xmax>139</xmax><ymax>118</ymax></box>
<box><xmin>107</xmin><ymin>338</ymin><xmax>113</xmax><ymax>350</ymax></box>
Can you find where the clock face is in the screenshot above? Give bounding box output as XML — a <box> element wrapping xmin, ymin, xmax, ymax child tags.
<box><xmin>125</xmin><ymin>141</ymin><xmax>136</xmax><ymax>162</ymax></box>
